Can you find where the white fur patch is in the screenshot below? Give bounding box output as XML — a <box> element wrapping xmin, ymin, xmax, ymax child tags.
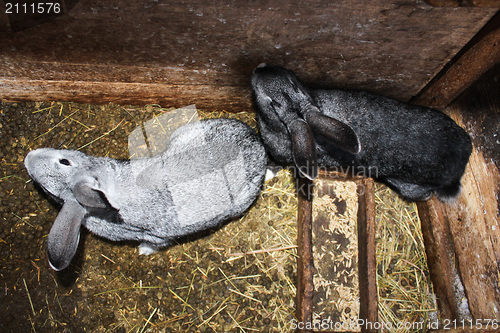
<box><xmin>265</xmin><ymin>168</ymin><xmax>277</xmax><ymax>182</ymax></box>
<box><xmin>138</xmin><ymin>243</ymin><xmax>157</xmax><ymax>255</ymax></box>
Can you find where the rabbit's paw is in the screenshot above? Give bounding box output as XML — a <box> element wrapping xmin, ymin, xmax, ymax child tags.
<box><xmin>138</xmin><ymin>243</ymin><xmax>158</xmax><ymax>255</ymax></box>
<box><xmin>265</xmin><ymin>165</ymin><xmax>283</xmax><ymax>182</ymax></box>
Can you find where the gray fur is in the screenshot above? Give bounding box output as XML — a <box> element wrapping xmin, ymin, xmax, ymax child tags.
<box><xmin>251</xmin><ymin>63</ymin><xmax>472</xmax><ymax>202</ymax></box>
<box><xmin>25</xmin><ymin>118</ymin><xmax>267</xmax><ymax>270</ymax></box>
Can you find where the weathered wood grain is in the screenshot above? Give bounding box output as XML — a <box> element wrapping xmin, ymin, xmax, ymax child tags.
<box><xmin>416</xmin><ymin>198</ymin><xmax>471</xmax><ymax>319</ymax></box>
<box><xmin>443</xmin><ymin>144</ymin><xmax>500</xmax><ymax>319</ymax></box>
<box><xmin>0</xmin><ymin>78</ymin><xmax>252</xmax><ymax>110</ymax></box>
<box><xmin>413</xmin><ymin>11</ymin><xmax>500</xmax><ymax>109</ymax></box>
<box><xmin>357</xmin><ymin>178</ymin><xmax>377</xmax><ymax>332</ymax></box>
<box><xmin>296</xmin><ymin>177</ymin><xmax>315</xmax><ymax>328</ymax></box>
<box><xmin>440</xmin><ymin>65</ymin><xmax>500</xmax><ymax>320</ymax></box>
<box><xmin>0</xmin><ymin>0</ymin><xmax>496</xmax><ymax>108</ymax></box>
<box><xmin>296</xmin><ymin>173</ymin><xmax>377</xmax><ymax>333</ymax></box>
<box><xmin>415</xmin><ymin>63</ymin><xmax>500</xmax><ymax>321</ymax></box>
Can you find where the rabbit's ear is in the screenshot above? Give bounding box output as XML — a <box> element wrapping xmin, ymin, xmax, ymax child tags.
<box><xmin>47</xmin><ymin>200</ymin><xmax>85</xmax><ymax>271</ymax></box>
<box><xmin>304</xmin><ymin>108</ymin><xmax>360</xmax><ymax>154</ymax></box>
<box><xmin>288</xmin><ymin>119</ymin><xmax>318</xmax><ymax>180</ymax></box>
<box><xmin>72</xmin><ymin>176</ymin><xmax>118</xmax><ymax>210</ymax></box>
<box><xmin>73</xmin><ymin>180</ymin><xmax>109</xmax><ymax>209</ymax></box>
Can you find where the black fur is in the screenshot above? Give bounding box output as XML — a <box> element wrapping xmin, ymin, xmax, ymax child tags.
<box><xmin>251</xmin><ymin>63</ymin><xmax>472</xmax><ymax>201</ymax></box>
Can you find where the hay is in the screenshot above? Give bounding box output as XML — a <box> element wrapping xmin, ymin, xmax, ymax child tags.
<box><xmin>2</xmin><ymin>101</ymin><xmax>436</xmax><ymax>332</ymax></box>
<box><xmin>375</xmin><ymin>183</ymin><xmax>437</xmax><ymax>332</ymax></box>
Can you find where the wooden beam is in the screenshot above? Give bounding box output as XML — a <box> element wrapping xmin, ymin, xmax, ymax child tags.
<box><xmin>414</xmin><ymin>22</ymin><xmax>500</xmax><ymax>320</ymax></box>
<box><xmin>441</xmin><ymin>142</ymin><xmax>500</xmax><ymax>319</ymax></box>
<box><xmin>438</xmin><ymin>67</ymin><xmax>500</xmax><ymax>320</ymax></box>
<box><xmin>412</xmin><ymin>11</ymin><xmax>500</xmax><ymax>109</ymax></box>
<box><xmin>416</xmin><ymin>198</ymin><xmax>471</xmax><ymax>319</ymax></box>
<box><xmin>0</xmin><ymin>79</ymin><xmax>252</xmax><ymax>112</ymax></box>
<box><xmin>296</xmin><ymin>177</ymin><xmax>315</xmax><ymax>328</ymax></box>
<box><xmin>296</xmin><ymin>173</ymin><xmax>377</xmax><ymax>333</ymax></box>
<box><xmin>357</xmin><ymin>177</ymin><xmax>378</xmax><ymax>332</ymax></box>
<box><xmin>0</xmin><ymin>1</ymin><xmax>496</xmax><ymax>106</ymax></box>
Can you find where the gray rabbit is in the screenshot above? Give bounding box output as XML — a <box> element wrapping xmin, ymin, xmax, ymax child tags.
<box><xmin>251</xmin><ymin>63</ymin><xmax>472</xmax><ymax>201</ymax></box>
<box><xmin>25</xmin><ymin>118</ymin><xmax>267</xmax><ymax>271</ymax></box>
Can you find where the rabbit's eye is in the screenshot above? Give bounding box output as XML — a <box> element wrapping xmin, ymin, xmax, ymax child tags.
<box><xmin>59</xmin><ymin>159</ymin><xmax>71</xmax><ymax>166</ymax></box>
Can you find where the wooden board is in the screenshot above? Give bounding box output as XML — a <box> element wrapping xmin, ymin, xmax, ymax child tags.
<box><xmin>440</xmin><ymin>65</ymin><xmax>500</xmax><ymax>320</ymax></box>
<box><xmin>416</xmin><ymin>62</ymin><xmax>500</xmax><ymax>322</ymax></box>
<box><xmin>413</xmin><ymin>11</ymin><xmax>500</xmax><ymax>109</ymax></box>
<box><xmin>0</xmin><ymin>0</ymin><xmax>496</xmax><ymax>110</ymax></box>
<box><xmin>412</xmin><ymin>9</ymin><xmax>500</xmax><ymax>322</ymax></box>
<box><xmin>296</xmin><ymin>174</ymin><xmax>376</xmax><ymax>333</ymax></box>
<box><xmin>312</xmin><ymin>179</ymin><xmax>360</xmax><ymax>330</ymax></box>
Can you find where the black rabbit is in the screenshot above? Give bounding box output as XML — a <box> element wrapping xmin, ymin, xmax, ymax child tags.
<box><xmin>251</xmin><ymin>63</ymin><xmax>472</xmax><ymax>201</ymax></box>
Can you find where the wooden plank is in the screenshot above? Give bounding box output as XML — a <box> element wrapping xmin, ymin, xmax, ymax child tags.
<box><xmin>296</xmin><ymin>177</ymin><xmax>315</xmax><ymax>328</ymax></box>
<box><xmin>414</xmin><ymin>62</ymin><xmax>500</xmax><ymax>320</ymax></box>
<box><xmin>0</xmin><ymin>79</ymin><xmax>252</xmax><ymax>111</ymax></box>
<box><xmin>412</xmin><ymin>11</ymin><xmax>500</xmax><ymax>321</ymax></box>
<box><xmin>357</xmin><ymin>177</ymin><xmax>378</xmax><ymax>332</ymax></box>
<box><xmin>425</xmin><ymin>0</ymin><xmax>500</xmax><ymax>7</ymax></box>
<box><xmin>0</xmin><ymin>0</ymin><xmax>496</xmax><ymax>106</ymax></box>
<box><xmin>311</xmin><ymin>178</ymin><xmax>360</xmax><ymax>329</ymax></box>
<box><xmin>416</xmin><ymin>199</ymin><xmax>470</xmax><ymax>319</ymax></box>
<box><xmin>439</xmin><ymin>65</ymin><xmax>500</xmax><ymax>320</ymax></box>
<box><xmin>296</xmin><ymin>173</ymin><xmax>377</xmax><ymax>333</ymax></box>
<box><xmin>442</xmin><ymin>144</ymin><xmax>500</xmax><ymax>319</ymax></box>
<box><xmin>412</xmin><ymin>11</ymin><xmax>500</xmax><ymax>109</ymax></box>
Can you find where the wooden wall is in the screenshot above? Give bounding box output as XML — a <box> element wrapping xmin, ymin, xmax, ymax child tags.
<box><xmin>0</xmin><ymin>0</ymin><xmax>497</xmax><ymax>110</ymax></box>
<box><xmin>411</xmin><ymin>6</ymin><xmax>500</xmax><ymax>318</ymax></box>
<box><xmin>421</xmin><ymin>64</ymin><xmax>500</xmax><ymax>320</ymax></box>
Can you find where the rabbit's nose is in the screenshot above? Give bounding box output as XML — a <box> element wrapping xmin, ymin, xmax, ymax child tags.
<box><xmin>24</xmin><ymin>149</ymin><xmax>42</xmax><ymax>169</ymax></box>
